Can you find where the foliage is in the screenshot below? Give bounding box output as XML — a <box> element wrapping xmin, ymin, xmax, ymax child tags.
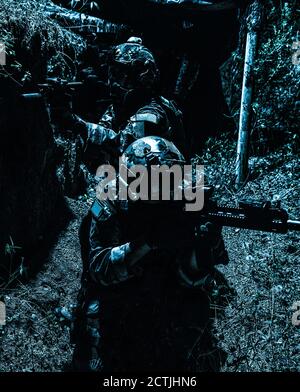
<box><xmin>0</xmin><ymin>0</ymin><xmax>86</xmax><ymax>82</ymax></box>
<box><xmin>253</xmin><ymin>0</ymin><xmax>299</xmax><ymax>133</ymax></box>
<box><xmin>194</xmin><ymin>130</ymin><xmax>300</xmax><ymax>371</ymax></box>
<box><xmin>221</xmin><ymin>0</ymin><xmax>299</xmax><ymax>145</ymax></box>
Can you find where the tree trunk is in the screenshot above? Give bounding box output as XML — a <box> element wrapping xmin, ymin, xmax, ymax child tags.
<box><xmin>235</xmin><ymin>0</ymin><xmax>262</xmax><ymax>188</ymax></box>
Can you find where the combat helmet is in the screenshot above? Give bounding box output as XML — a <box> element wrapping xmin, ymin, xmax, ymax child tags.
<box><xmin>119</xmin><ymin>136</ymin><xmax>186</xmax><ymax>203</ymax></box>
<box><xmin>120</xmin><ymin>135</ymin><xmax>185</xmax><ymax>169</ymax></box>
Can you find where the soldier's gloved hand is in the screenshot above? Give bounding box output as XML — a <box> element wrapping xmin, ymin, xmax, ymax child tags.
<box><xmin>196</xmin><ymin>220</ymin><xmax>229</xmax><ymax>266</ymax></box>
<box><xmin>45</xmin><ymin>78</ymin><xmax>72</xmax><ymax>110</ymax></box>
<box><xmin>197</xmin><ymin>221</ymin><xmax>222</xmax><ymax>237</ymax></box>
<box><xmin>45</xmin><ymin>78</ymin><xmax>74</xmax><ymax>129</ymax></box>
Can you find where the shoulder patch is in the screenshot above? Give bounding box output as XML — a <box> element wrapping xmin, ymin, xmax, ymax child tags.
<box><xmin>130</xmin><ymin>113</ymin><xmax>159</xmax><ymax>124</ymax></box>
<box><xmin>90</xmin><ymin>199</ymin><xmax>117</xmax><ymax>222</ymax></box>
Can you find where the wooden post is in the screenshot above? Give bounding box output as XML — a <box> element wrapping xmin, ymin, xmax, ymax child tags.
<box><xmin>235</xmin><ymin>0</ymin><xmax>262</xmax><ymax>189</ymax></box>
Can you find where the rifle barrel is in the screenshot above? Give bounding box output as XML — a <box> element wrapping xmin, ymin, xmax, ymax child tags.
<box><xmin>206</xmin><ymin>208</ymin><xmax>300</xmax><ymax>234</ymax></box>
<box><xmin>287</xmin><ymin>220</ymin><xmax>300</xmax><ymax>232</ymax></box>
<box><xmin>21</xmin><ymin>93</ymin><xmax>43</xmax><ymax>100</ymax></box>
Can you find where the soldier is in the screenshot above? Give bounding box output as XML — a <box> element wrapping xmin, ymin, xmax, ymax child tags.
<box><xmin>50</xmin><ymin>37</ymin><xmax>186</xmax><ymax>170</ymax></box>
<box><xmin>72</xmin><ymin>136</ymin><xmax>229</xmax><ymax>371</ymax></box>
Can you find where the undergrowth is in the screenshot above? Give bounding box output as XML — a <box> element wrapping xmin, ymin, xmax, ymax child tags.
<box><xmin>0</xmin><ymin>0</ymin><xmax>86</xmax><ymax>82</ymax></box>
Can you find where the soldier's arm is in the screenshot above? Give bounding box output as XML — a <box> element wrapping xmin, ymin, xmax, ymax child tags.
<box><xmin>49</xmin><ymin>99</ymin><xmax>119</xmax><ymax>150</ymax></box>
<box><xmin>53</xmin><ymin>110</ymin><xmax>157</xmax><ymax>154</ymax></box>
<box><xmin>86</xmin><ymin>104</ymin><xmax>170</xmax><ymax>154</ymax></box>
<box><xmin>55</xmin><ymin>111</ymin><xmax>118</xmax><ymax>147</ymax></box>
<box><xmin>88</xmin><ymin>204</ymin><xmax>153</xmax><ymax>286</ymax></box>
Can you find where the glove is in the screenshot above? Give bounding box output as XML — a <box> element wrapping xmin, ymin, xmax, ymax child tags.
<box><xmin>45</xmin><ymin>78</ymin><xmax>76</xmax><ymax>134</ymax></box>
<box><xmin>45</xmin><ymin>78</ymin><xmax>73</xmax><ymax>109</ymax></box>
<box><xmin>196</xmin><ymin>221</ymin><xmax>229</xmax><ymax>266</ymax></box>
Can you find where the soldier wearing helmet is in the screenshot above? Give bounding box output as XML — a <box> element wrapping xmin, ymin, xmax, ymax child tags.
<box><xmin>71</xmin><ymin>136</ymin><xmax>228</xmax><ymax>371</ymax></box>
<box><xmin>50</xmin><ymin>37</ymin><xmax>186</xmax><ymax>169</ymax></box>
<box><xmin>108</xmin><ymin>36</ymin><xmax>159</xmax><ymax>107</ymax></box>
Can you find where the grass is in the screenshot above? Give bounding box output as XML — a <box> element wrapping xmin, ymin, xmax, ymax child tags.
<box><xmin>195</xmin><ymin>135</ymin><xmax>300</xmax><ymax>372</ymax></box>
<box><xmin>0</xmin><ymin>198</ymin><xmax>85</xmax><ymax>371</ymax></box>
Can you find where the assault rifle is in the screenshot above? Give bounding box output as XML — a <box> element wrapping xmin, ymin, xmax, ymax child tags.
<box><xmin>196</xmin><ymin>186</ymin><xmax>300</xmax><ymax>234</ymax></box>
<box><xmin>21</xmin><ymin>77</ymin><xmax>110</xmax><ymax>103</ymax></box>
<box><xmin>92</xmin><ymin>185</ymin><xmax>300</xmax><ymax>234</ymax></box>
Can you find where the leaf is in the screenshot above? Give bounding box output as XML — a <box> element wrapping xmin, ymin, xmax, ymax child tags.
<box><xmin>90</xmin><ymin>1</ymin><xmax>100</xmax><ymax>10</ymax></box>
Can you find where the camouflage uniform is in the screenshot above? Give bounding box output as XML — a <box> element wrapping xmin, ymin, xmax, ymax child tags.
<box><xmin>77</xmin><ymin>95</ymin><xmax>186</xmax><ymax>169</ymax></box>
<box><xmin>72</xmin><ymin>137</ymin><xmax>228</xmax><ymax>371</ymax></box>
<box><xmin>52</xmin><ymin>38</ymin><xmax>186</xmax><ymax>169</ymax></box>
